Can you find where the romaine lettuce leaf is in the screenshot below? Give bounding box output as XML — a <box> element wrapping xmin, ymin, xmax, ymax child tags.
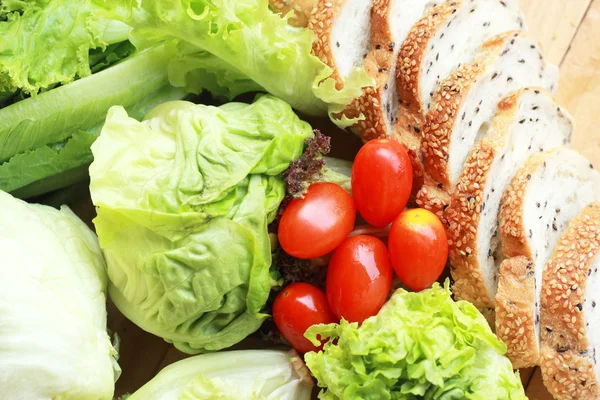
<box><xmin>90</xmin><ymin>95</ymin><xmax>312</xmax><ymax>353</ymax></box>
<box><xmin>92</xmin><ymin>0</ymin><xmax>373</xmax><ymax>118</ymax></box>
<box><xmin>0</xmin><ymin>190</ymin><xmax>119</xmax><ymax>399</ymax></box>
<box><xmin>126</xmin><ymin>350</ymin><xmax>312</xmax><ymax>400</ymax></box>
<box><xmin>0</xmin><ymin>44</ymin><xmax>187</xmax><ymax>197</ymax></box>
<box><xmin>305</xmin><ymin>282</ymin><xmax>527</xmax><ymax>400</ymax></box>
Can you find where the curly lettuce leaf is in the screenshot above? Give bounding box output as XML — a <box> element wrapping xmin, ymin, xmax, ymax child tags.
<box><xmin>168</xmin><ymin>41</ymin><xmax>262</xmax><ymax>101</ymax></box>
<box><xmin>305</xmin><ymin>282</ymin><xmax>526</xmax><ymax>400</ymax></box>
<box><xmin>0</xmin><ymin>0</ymin><xmax>130</xmax><ymax>95</ymax></box>
<box><xmin>92</xmin><ymin>0</ymin><xmax>373</xmax><ymax>119</ymax></box>
<box><xmin>90</xmin><ymin>95</ymin><xmax>311</xmax><ymax>353</ymax></box>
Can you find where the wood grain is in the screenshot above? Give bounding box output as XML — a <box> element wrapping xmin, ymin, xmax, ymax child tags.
<box><xmin>518</xmin><ymin>0</ymin><xmax>592</xmax><ymax>65</ymax></box>
<box><xmin>556</xmin><ymin>0</ymin><xmax>600</xmax><ymax>167</ymax></box>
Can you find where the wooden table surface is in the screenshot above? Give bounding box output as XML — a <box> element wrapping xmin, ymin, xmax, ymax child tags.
<box><xmin>110</xmin><ymin>1</ymin><xmax>600</xmax><ymax>398</ymax></box>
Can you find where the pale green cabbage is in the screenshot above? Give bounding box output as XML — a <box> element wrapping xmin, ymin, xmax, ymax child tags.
<box><xmin>89</xmin><ymin>95</ymin><xmax>312</xmax><ymax>353</ymax></box>
<box><xmin>305</xmin><ymin>283</ymin><xmax>527</xmax><ymax>400</ymax></box>
<box><xmin>126</xmin><ymin>350</ymin><xmax>313</xmax><ymax>400</ymax></box>
<box><xmin>0</xmin><ymin>190</ymin><xmax>119</xmax><ymax>400</ymax></box>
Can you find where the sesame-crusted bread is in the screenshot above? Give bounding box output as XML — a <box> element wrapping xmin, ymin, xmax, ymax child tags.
<box><xmin>395</xmin><ymin>0</ymin><xmax>525</xmax><ymax>177</ymax></box>
<box><xmin>445</xmin><ymin>88</ymin><xmax>573</xmax><ymax>339</ymax></box>
<box><xmin>308</xmin><ymin>0</ymin><xmax>373</xmax><ymax>88</ymax></box>
<box><xmin>417</xmin><ymin>32</ymin><xmax>558</xmax><ymax>218</ymax></box>
<box><xmin>354</xmin><ymin>0</ymin><xmax>437</xmax><ymax>142</ymax></box>
<box><xmin>539</xmin><ymin>202</ymin><xmax>600</xmax><ymax>400</ymax></box>
<box><xmin>270</xmin><ymin>0</ymin><xmax>318</xmax><ymax>27</ymax></box>
<box><xmin>496</xmin><ymin>148</ymin><xmax>600</xmax><ymax>369</ymax></box>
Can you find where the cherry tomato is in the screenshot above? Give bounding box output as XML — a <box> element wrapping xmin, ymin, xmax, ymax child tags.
<box><xmin>352</xmin><ymin>139</ymin><xmax>413</xmax><ymax>227</ymax></box>
<box><xmin>278</xmin><ymin>182</ymin><xmax>356</xmax><ymax>259</ymax></box>
<box><xmin>388</xmin><ymin>208</ymin><xmax>448</xmax><ymax>291</ymax></box>
<box><xmin>273</xmin><ymin>282</ymin><xmax>337</xmax><ymax>353</ymax></box>
<box><xmin>326</xmin><ymin>235</ymin><xmax>393</xmax><ymax>323</ymax></box>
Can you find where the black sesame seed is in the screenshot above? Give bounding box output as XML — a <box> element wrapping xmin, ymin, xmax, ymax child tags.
<box><xmin>507</xmin><ymin>76</ymin><xmax>513</xmax><ymax>82</ymax></box>
<box><xmin>593</xmin><ymin>301</ymin><xmax>597</xmax><ymax>308</ymax></box>
<box><xmin>468</xmin><ymin>121</ymin><xmax>472</xmax><ymax>127</ymax></box>
<box><xmin>535</xmin><ymin>90</ymin><xmax>540</xmax><ymax>94</ymax></box>
<box><xmin>546</xmin><ymin>327</ymin><xmax>553</xmax><ymax>333</ymax></box>
<box><xmin>436</xmin><ymin>53</ymin><xmax>439</xmax><ymax>61</ymax></box>
<box><xmin>518</xmin><ymin>59</ymin><xmax>525</xmax><ymax>63</ymax></box>
<box><xmin>536</xmin><ymin>202</ymin><xmax>541</xmax><ymax>208</ymax></box>
<box><xmin>384</xmin><ymin>84</ymin><xmax>388</xmax><ymax>90</ymax></box>
<box><xmin>532</xmin><ymin>106</ymin><xmax>539</xmax><ymax>110</ymax></box>
<box><xmin>492</xmin><ymin>72</ymin><xmax>498</xmax><ymax>80</ymax></box>
<box><xmin>376</xmin><ymin>44</ymin><xmax>381</xmax><ymax>50</ymax></box>
<box><xmin>413</xmin><ymin>126</ymin><xmax>420</xmax><ymax>133</ymax></box>
<box><xmin>526</xmin><ymin>174</ymin><xmax>532</xmax><ymax>180</ymax></box>
<box><xmin>519</xmin><ymin>119</ymin><xmax>526</xmax><ymax>124</ymax></box>
<box><xmin>576</xmin><ymin>303</ymin><xmax>583</xmax><ymax>311</ymax></box>
<box><xmin>388</xmin><ymin>42</ymin><xmax>395</xmax><ymax>51</ymax></box>
<box><xmin>336</xmin><ymin>42</ymin><xmax>340</xmax><ymax>47</ymax></box>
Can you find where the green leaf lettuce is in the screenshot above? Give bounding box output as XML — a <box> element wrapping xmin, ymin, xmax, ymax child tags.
<box><xmin>92</xmin><ymin>0</ymin><xmax>373</xmax><ymax>119</ymax></box>
<box><xmin>90</xmin><ymin>95</ymin><xmax>312</xmax><ymax>353</ymax></box>
<box><xmin>305</xmin><ymin>282</ymin><xmax>527</xmax><ymax>400</ymax></box>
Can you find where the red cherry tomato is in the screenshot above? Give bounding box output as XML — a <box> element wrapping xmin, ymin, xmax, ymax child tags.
<box><xmin>272</xmin><ymin>282</ymin><xmax>337</xmax><ymax>353</ymax></box>
<box><xmin>278</xmin><ymin>182</ymin><xmax>356</xmax><ymax>259</ymax></box>
<box><xmin>326</xmin><ymin>235</ymin><xmax>393</xmax><ymax>323</ymax></box>
<box><xmin>352</xmin><ymin>139</ymin><xmax>413</xmax><ymax>227</ymax></box>
<box><xmin>388</xmin><ymin>208</ymin><xmax>448</xmax><ymax>291</ymax></box>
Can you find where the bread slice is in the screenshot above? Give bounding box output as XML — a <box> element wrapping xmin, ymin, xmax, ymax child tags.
<box><xmin>495</xmin><ymin>149</ymin><xmax>600</xmax><ymax>368</ymax></box>
<box><xmin>309</xmin><ymin>0</ymin><xmax>373</xmax><ymax>88</ymax></box>
<box><xmin>539</xmin><ymin>202</ymin><xmax>600</xmax><ymax>400</ymax></box>
<box><xmin>395</xmin><ymin>0</ymin><xmax>525</xmax><ymax>183</ymax></box>
<box><xmin>417</xmin><ymin>32</ymin><xmax>558</xmax><ymax>218</ymax></box>
<box><xmin>445</xmin><ymin>88</ymin><xmax>573</xmax><ymax>329</ymax></box>
<box><xmin>354</xmin><ymin>0</ymin><xmax>437</xmax><ymax>142</ymax></box>
<box><xmin>270</xmin><ymin>0</ymin><xmax>318</xmax><ymax>27</ymax></box>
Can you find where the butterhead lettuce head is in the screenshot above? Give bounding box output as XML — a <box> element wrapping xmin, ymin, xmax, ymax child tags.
<box><xmin>305</xmin><ymin>282</ymin><xmax>527</xmax><ymax>400</ymax></box>
<box><xmin>0</xmin><ymin>190</ymin><xmax>119</xmax><ymax>400</ymax></box>
<box><xmin>90</xmin><ymin>95</ymin><xmax>312</xmax><ymax>353</ymax></box>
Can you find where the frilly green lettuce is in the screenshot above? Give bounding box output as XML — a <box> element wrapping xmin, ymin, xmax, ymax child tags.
<box><xmin>90</xmin><ymin>95</ymin><xmax>312</xmax><ymax>353</ymax></box>
<box><xmin>0</xmin><ymin>0</ymin><xmax>130</xmax><ymax>95</ymax></box>
<box><xmin>305</xmin><ymin>282</ymin><xmax>527</xmax><ymax>400</ymax></box>
<box><xmin>92</xmin><ymin>0</ymin><xmax>373</xmax><ymax>120</ymax></box>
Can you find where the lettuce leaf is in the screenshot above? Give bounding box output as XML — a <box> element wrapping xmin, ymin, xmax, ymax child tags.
<box><xmin>126</xmin><ymin>350</ymin><xmax>312</xmax><ymax>400</ymax></box>
<box><xmin>0</xmin><ymin>44</ymin><xmax>187</xmax><ymax>197</ymax></box>
<box><xmin>92</xmin><ymin>0</ymin><xmax>373</xmax><ymax>118</ymax></box>
<box><xmin>305</xmin><ymin>282</ymin><xmax>527</xmax><ymax>400</ymax></box>
<box><xmin>0</xmin><ymin>0</ymin><xmax>130</xmax><ymax>95</ymax></box>
<box><xmin>0</xmin><ymin>190</ymin><xmax>120</xmax><ymax>399</ymax></box>
<box><xmin>90</xmin><ymin>95</ymin><xmax>312</xmax><ymax>353</ymax></box>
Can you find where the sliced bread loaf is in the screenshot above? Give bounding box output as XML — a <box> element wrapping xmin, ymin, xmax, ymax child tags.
<box><xmin>539</xmin><ymin>203</ymin><xmax>600</xmax><ymax>400</ymax></box>
<box><xmin>445</xmin><ymin>88</ymin><xmax>573</xmax><ymax>330</ymax></box>
<box><xmin>417</xmin><ymin>31</ymin><xmax>558</xmax><ymax>218</ymax></box>
<box><xmin>395</xmin><ymin>0</ymin><xmax>525</xmax><ymax>172</ymax></box>
<box><xmin>496</xmin><ymin>149</ymin><xmax>600</xmax><ymax>368</ymax></box>
<box><xmin>270</xmin><ymin>0</ymin><xmax>318</xmax><ymax>27</ymax></box>
<box><xmin>355</xmin><ymin>0</ymin><xmax>437</xmax><ymax>142</ymax></box>
<box><xmin>309</xmin><ymin>0</ymin><xmax>373</xmax><ymax>88</ymax></box>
